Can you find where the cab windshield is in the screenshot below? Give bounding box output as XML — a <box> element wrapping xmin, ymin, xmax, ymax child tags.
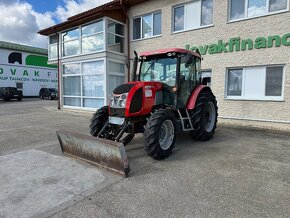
<box><xmin>139</xmin><ymin>57</ymin><xmax>177</xmax><ymax>87</ymax></box>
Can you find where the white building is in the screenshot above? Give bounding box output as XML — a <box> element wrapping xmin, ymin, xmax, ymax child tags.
<box><xmin>39</xmin><ymin>0</ymin><xmax>290</xmax><ymax>129</ymax></box>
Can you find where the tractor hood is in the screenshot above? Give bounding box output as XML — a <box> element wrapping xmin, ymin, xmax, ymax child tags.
<box><xmin>113</xmin><ymin>82</ymin><xmax>163</xmax><ymax>95</ymax></box>
<box><xmin>110</xmin><ymin>82</ymin><xmax>163</xmax><ymax>117</ymax></box>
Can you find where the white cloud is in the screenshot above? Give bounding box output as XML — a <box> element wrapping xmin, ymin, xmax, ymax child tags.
<box><xmin>0</xmin><ymin>0</ymin><xmax>112</xmax><ymax>48</ymax></box>
<box><xmin>0</xmin><ymin>1</ymin><xmax>55</xmax><ymax>48</ymax></box>
<box><xmin>55</xmin><ymin>0</ymin><xmax>113</xmax><ymax>22</ymax></box>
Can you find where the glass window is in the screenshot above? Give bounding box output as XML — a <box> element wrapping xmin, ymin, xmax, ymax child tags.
<box><xmin>81</xmin><ymin>34</ymin><xmax>104</xmax><ymax>53</ymax></box>
<box><xmin>83</xmin><ymin>61</ymin><xmax>104</xmax><ymax>75</ymax></box>
<box><xmin>153</xmin><ymin>13</ymin><xmax>161</xmax><ymax>35</ymax></box>
<box><xmin>82</xmin><ymin>75</ymin><xmax>104</xmax><ymax>97</ymax></box>
<box><xmin>62</xmin><ymin>28</ymin><xmax>79</xmax><ymax>41</ymax></box>
<box><xmin>82</xmin><ymin>21</ymin><xmax>103</xmax><ymax>36</ymax></box>
<box><xmin>48</xmin><ymin>35</ymin><xmax>58</xmax><ymax>60</ymax></box>
<box><xmin>109</xmin><ymin>75</ymin><xmax>125</xmax><ymax>95</ymax></box>
<box><xmin>61</xmin><ymin>20</ymin><xmax>106</xmax><ymax>57</ymax></box>
<box><xmin>63</xmin><ymin>76</ymin><xmax>81</xmax><ymax>96</ymax></box>
<box><xmin>63</xmin><ymin>40</ymin><xmax>79</xmax><ymax>56</ymax></box>
<box><xmin>140</xmin><ymin>57</ymin><xmax>177</xmax><ymax>86</ymax></box>
<box><xmin>227</xmin><ymin>69</ymin><xmax>243</xmax><ymax>96</ymax></box>
<box><xmin>108</xmin><ymin>20</ymin><xmax>124</xmax><ymax>36</ymax></box>
<box><xmin>226</xmin><ymin>66</ymin><xmax>284</xmax><ymax>100</ymax></box>
<box><xmin>201</xmin><ymin>0</ymin><xmax>214</xmax><ymax>25</ymax></box>
<box><xmin>173</xmin><ymin>0</ymin><xmax>213</xmax><ymax>32</ymax></box>
<box><xmin>230</xmin><ymin>0</ymin><xmax>288</xmax><ymax>21</ymax></box>
<box><xmin>248</xmin><ymin>0</ymin><xmax>266</xmax><ymax>17</ymax></box>
<box><xmin>142</xmin><ymin>14</ymin><xmax>152</xmax><ymax>38</ymax></box>
<box><xmin>265</xmin><ymin>66</ymin><xmax>283</xmax><ymax>96</ymax></box>
<box><xmin>64</xmin><ymin>97</ymin><xmax>81</xmax><ymax>107</ymax></box>
<box><xmin>133</xmin><ymin>12</ymin><xmax>161</xmax><ymax>40</ymax></box>
<box><xmin>16</xmin><ymin>82</ymin><xmax>23</xmax><ymax>89</ymax></box>
<box><xmin>63</xmin><ymin>63</ymin><xmax>80</xmax><ymax>75</ymax></box>
<box><xmin>49</xmin><ymin>44</ymin><xmax>57</xmax><ymax>60</ymax></box>
<box><xmin>109</xmin><ymin>62</ymin><xmax>125</xmax><ymax>74</ymax></box>
<box><xmin>201</xmin><ymin>70</ymin><xmax>212</xmax><ymax>86</ymax></box>
<box><xmin>174</xmin><ymin>6</ymin><xmax>184</xmax><ymax>31</ymax></box>
<box><xmin>83</xmin><ymin>98</ymin><xmax>104</xmax><ymax>108</ymax></box>
<box><xmin>133</xmin><ymin>18</ymin><xmax>141</xmax><ymax>40</ymax></box>
<box><xmin>230</xmin><ymin>0</ymin><xmax>245</xmax><ymax>20</ymax></box>
<box><xmin>107</xmin><ymin>20</ymin><xmax>124</xmax><ymax>53</ymax></box>
<box><xmin>63</xmin><ymin>60</ymin><xmax>106</xmax><ymax>108</ymax></box>
<box><xmin>49</xmin><ymin>35</ymin><xmax>58</xmax><ymax>44</ymax></box>
<box><xmin>269</xmin><ymin>0</ymin><xmax>288</xmax><ymax>12</ymax></box>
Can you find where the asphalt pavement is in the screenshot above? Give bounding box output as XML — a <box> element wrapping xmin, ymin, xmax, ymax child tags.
<box><xmin>0</xmin><ymin>98</ymin><xmax>290</xmax><ymax>218</ymax></box>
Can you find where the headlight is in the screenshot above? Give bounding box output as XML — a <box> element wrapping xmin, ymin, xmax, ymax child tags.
<box><xmin>118</xmin><ymin>94</ymin><xmax>127</xmax><ymax>108</ymax></box>
<box><xmin>110</xmin><ymin>93</ymin><xmax>128</xmax><ymax>108</ymax></box>
<box><xmin>120</xmin><ymin>99</ymin><xmax>126</xmax><ymax>108</ymax></box>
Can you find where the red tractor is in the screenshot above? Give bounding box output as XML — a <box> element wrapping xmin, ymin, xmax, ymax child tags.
<box><xmin>89</xmin><ymin>48</ymin><xmax>218</xmax><ymax>160</ymax></box>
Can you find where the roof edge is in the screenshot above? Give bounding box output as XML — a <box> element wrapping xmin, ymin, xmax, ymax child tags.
<box><xmin>0</xmin><ymin>41</ymin><xmax>48</xmax><ymax>55</ymax></box>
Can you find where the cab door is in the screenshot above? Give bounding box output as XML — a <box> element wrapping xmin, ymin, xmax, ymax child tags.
<box><xmin>177</xmin><ymin>56</ymin><xmax>200</xmax><ymax>108</ymax></box>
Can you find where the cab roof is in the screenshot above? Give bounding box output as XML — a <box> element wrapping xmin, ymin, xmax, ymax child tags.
<box><xmin>139</xmin><ymin>48</ymin><xmax>201</xmax><ymax>59</ymax></box>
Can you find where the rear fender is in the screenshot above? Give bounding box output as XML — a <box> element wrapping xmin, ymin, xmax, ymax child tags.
<box><xmin>186</xmin><ymin>85</ymin><xmax>212</xmax><ymax>110</ymax></box>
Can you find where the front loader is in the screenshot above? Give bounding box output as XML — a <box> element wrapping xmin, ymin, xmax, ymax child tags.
<box><xmin>57</xmin><ymin>48</ymin><xmax>218</xmax><ymax>177</ymax></box>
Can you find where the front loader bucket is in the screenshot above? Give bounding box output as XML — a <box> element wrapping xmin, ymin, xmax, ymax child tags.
<box><xmin>56</xmin><ymin>130</ymin><xmax>130</xmax><ymax>177</ymax></box>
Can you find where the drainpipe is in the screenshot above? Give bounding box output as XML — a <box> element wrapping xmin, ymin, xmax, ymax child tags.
<box><xmin>52</xmin><ymin>27</ymin><xmax>61</xmax><ymax>110</ymax></box>
<box><xmin>120</xmin><ymin>0</ymin><xmax>130</xmax><ymax>82</ymax></box>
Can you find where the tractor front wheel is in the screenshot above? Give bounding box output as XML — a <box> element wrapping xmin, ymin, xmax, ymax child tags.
<box><xmin>144</xmin><ymin>109</ymin><xmax>177</xmax><ymax>160</ymax></box>
<box><xmin>90</xmin><ymin>106</ymin><xmax>109</xmax><ymax>137</ymax></box>
<box><xmin>190</xmin><ymin>91</ymin><xmax>218</xmax><ymax>141</ymax></box>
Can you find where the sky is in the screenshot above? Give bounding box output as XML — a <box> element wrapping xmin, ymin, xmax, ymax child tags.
<box><xmin>0</xmin><ymin>0</ymin><xmax>112</xmax><ymax>48</ymax></box>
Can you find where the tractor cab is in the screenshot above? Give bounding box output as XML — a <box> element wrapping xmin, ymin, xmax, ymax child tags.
<box><xmin>136</xmin><ymin>48</ymin><xmax>202</xmax><ymax>108</ymax></box>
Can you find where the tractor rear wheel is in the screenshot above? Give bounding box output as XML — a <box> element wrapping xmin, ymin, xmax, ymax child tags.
<box><xmin>144</xmin><ymin>109</ymin><xmax>177</xmax><ymax>160</ymax></box>
<box><xmin>190</xmin><ymin>91</ymin><xmax>218</xmax><ymax>141</ymax></box>
<box><xmin>90</xmin><ymin>106</ymin><xmax>109</xmax><ymax>137</ymax></box>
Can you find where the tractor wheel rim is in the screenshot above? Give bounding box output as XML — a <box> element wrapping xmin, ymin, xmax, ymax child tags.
<box><xmin>204</xmin><ymin>102</ymin><xmax>216</xmax><ymax>132</ymax></box>
<box><xmin>159</xmin><ymin>120</ymin><xmax>174</xmax><ymax>150</ymax></box>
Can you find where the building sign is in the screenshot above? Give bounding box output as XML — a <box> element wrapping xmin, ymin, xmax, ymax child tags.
<box><xmin>0</xmin><ymin>49</ymin><xmax>58</xmax><ymax>96</ymax></box>
<box><xmin>0</xmin><ymin>65</ymin><xmax>57</xmax><ymax>83</ymax></box>
<box><xmin>185</xmin><ymin>33</ymin><xmax>290</xmax><ymax>55</ymax></box>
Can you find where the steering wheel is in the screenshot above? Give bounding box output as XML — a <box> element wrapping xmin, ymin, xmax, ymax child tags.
<box><xmin>160</xmin><ymin>75</ymin><xmax>169</xmax><ymax>81</ymax></box>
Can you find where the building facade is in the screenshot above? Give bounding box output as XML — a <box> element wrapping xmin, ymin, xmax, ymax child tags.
<box><xmin>39</xmin><ymin>0</ymin><xmax>290</xmax><ymax>129</ymax></box>
<box><xmin>0</xmin><ymin>41</ymin><xmax>57</xmax><ymax>96</ymax></box>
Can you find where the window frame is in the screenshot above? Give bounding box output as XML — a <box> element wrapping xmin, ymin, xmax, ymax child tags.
<box><xmin>172</xmin><ymin>0</ymin><xmax>214</xmax><ymax>34</ymax></box>
<box><xmin>225</xmin><ymin>65</ymin><xmax>285</xmax><ymax>101</ymax></box>
<box><xmin>107</xmin><ymin>19</ymin><xmax>125</xmax><ymax>54</ymax></box>
<box><xmin>62</xmin><ymin>58</ymin><xmax>106</xmax><ymax>110</ymax></box>
<box><xmin>48</xmin><ymin>34</ymin><xmax>58</xmax><ymax>60</ymax></box>
<box><xmin>61</xmin><ymin>27</ymin><xmax>81</xmax><ymax>57</ymax></box>
<box><xmin>228</xmin><ymin>0</ymin><xmax>289</xmax><ymax>22</ymax></box>
<box><xmin>107</xmin><ymin>59</ymin><xmax>126</xmax><ymax>97</ymax></box>
<box><xmin>132</xmin><ymin>10</ymin><xmax>162</xmax><ymax>41</ymax></box>
<box><xmin>60</xmin><ymin>19</ymin><xmax>106</xmax><ymax>58</ymax></box>
<box><xmin>50</xmin><ymin>17</ymin><xmax>126</xmax><ymax>60</ymax></box>
<box><xmin>81</xmin><ymin>20</ymin><xmax>105</xmax><ymax>55</ymax></box>
<box><xmin>201</xmin><ymin>69</ymin><xmax>212</xmax><ymax>86</ymax></box>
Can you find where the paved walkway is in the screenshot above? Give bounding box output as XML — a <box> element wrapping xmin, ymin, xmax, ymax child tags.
<box><xmin>0</xmin><ymin>150</ymin><xmax>105</xmax><ymax>218</ymax></box>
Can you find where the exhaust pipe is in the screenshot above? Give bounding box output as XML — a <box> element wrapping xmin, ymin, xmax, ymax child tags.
<box><xmin>56</xmin><ymin>130</ymin><xmax>130</xmax><ymax>177</ymax></box>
